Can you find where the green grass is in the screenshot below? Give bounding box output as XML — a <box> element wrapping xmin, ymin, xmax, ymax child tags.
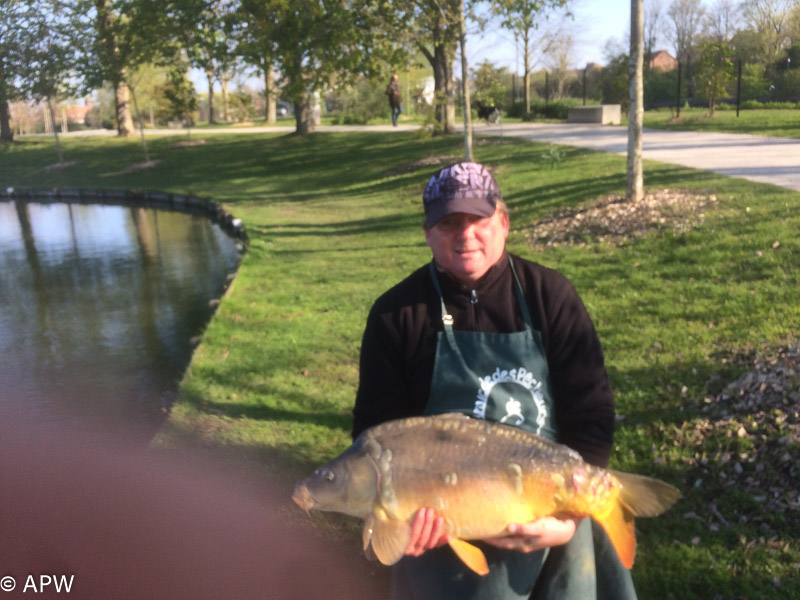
<box><xmin>642</xmin><ymin>107</ymin><xmax>800</xmax><ymax>138</ymax></box>
<box><xmin>1</xmin><ymin>130</ymin><xmax>798</xmax><ymax>598</ymax></box>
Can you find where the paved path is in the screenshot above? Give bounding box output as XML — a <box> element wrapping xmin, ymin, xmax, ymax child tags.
<box><xmin>51</xmin><ymin>122</ymin><xmax>800</xmax><ymax>192</ymax></box>
<box><xmin>477</xmin><ymin>122</ymin><xmax>800</xmax><ymax>193</ymax></box>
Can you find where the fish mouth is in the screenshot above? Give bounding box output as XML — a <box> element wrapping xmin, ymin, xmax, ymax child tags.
<box><xmin>291</xmin><ymin>483</ymin><xmax>315</xmax><ymax>514</ymax></box>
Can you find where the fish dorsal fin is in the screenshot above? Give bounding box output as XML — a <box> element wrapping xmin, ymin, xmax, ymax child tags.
<box><xmin>369</xmin><ymin>513</ymin><xmax>412</xmax><ymax>566</ymax></box>
<box><xmin>447</xmin><ymin>538</ymin><xmax>489</xmax><ymax>576</ymax></box>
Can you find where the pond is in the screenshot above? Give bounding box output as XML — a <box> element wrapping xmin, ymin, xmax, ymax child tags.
<box><xmin>0</xmin><ymin>199</ymin><xmax>242</xmax><ymax>439</ymax></box>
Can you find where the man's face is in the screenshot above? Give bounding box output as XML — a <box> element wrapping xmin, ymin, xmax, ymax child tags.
<box><xmin>424</xmin><ymin>209</ymin><xmax>509</xmax><ymax>286</ymax></box>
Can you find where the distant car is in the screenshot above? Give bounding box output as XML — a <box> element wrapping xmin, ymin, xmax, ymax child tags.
<box><xmin>276</xmin><ymin>102</ymin><xmax>291</xmax><ymax>117</ymax></box>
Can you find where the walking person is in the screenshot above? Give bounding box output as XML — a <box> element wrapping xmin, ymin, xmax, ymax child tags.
<box><xmin>386</xmin><ymin>73</ymin><xmax>403</xmax><ymax>127</ymax></box>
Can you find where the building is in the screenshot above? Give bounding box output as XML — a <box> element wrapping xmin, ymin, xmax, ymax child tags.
<box><xmin>649</xmin><ymin>50</ymin><xmax>678</xmax><ymax>72</ymax></box>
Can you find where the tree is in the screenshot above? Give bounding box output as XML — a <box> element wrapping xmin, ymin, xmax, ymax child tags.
<box><xmin>741</xmin><ymin>0</ymin><xmax>798</xmax><ymax>66</ymax></box>
<box><xmin>0</xmin><ymin>1</ymin><xmax>31</xmax><ymax>141</ymax></box>
<box><xmin>159</xmin><ymin>65</ymin><xmax>199</xmax><ymax>128</ymax></box>
<box><xmin>645</xmin><ymin>0</ymin><xmax>664</xmax><ymax>73</ymax></box>
<box><xmin>472</xmin><ymin>60</ymin><xmax>509</xmax><ymax>108</ymax></box>
<box><xmin>696</xmin><ymin>40</ymin><xmax>734</xmax><ymax>114</ymax></box>
<box><xmin>17</xmin><ymin>0</ymin><xmax>90</xmax><ymax>162</ymax></box>
<box><xmin>160</xmin><ymin>0</ymin><xmax>234</xmax><ymax>125</ymax></box>
<box><xmin>665</xmin><ymin>0</ymin><xmax>706</xmax><ymax>64</ymax></box>
<box><xmin>374</xmin><ymin>0</ymin><xmax>467</xmax><ymax>134</ymax></box>
<box><xmin>88</xmin><ymin>0</ymin><xmax>136</xmax><ymax>136</ymax></box>
<box><xmin>491</xmin><ymin>0</ymin><xmax>570</xmax><ymax>113</ymax></box>
<box><xmin>227</xmin><ymin>0</ymin><xmax>395</xmax><ymax>135</ymax></box>
<box><xmin>627</xmin><ymin>0</ymin><xmax>644</xmax><ymax>203</ymax></box>
<box><xmin>704</xmin><ymin>0</ymin><xmax>741</xmax><ymax>42</ymax></box>
<box><xmin>229</xmin><ymin>0</ymin><xmax>280</xmax><ymax>123</ymax></box>
<box><xmin>543</xmin><ymin>30</ymin><xmax>576</xmax><ymax>99</ymax></box>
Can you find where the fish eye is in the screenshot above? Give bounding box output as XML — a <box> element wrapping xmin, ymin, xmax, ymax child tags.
<box><xmin>324</xmin><ymin>470</ymin><xmax>335</xmax><ymax>482</ymax></box>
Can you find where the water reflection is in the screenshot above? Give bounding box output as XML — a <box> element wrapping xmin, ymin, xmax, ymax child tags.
<box><xmin>0</xmin><ymin>200</ymin><xmax>241</xmax><ymax>438</ymax></box>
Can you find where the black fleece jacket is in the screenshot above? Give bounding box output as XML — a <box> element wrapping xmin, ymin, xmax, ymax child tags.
<box><xmin>352</xmin><ymin>252</ymin><xmax>615</xmax><ymax>467</ymax></box>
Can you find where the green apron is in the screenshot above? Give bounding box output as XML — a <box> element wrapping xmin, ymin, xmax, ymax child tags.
<box><xmin>390</xmin><ymin>257</ymin><xmax>637</xmax><ymax>600</ymax></box>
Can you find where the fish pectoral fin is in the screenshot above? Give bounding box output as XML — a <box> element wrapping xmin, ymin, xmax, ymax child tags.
<box><xmin>362</xmin><ymin>514</ymin><xmax>375</xmax><ymax>552</ymax></box>
<box><xmin>593</xmin><ymin>499</ymin><xmax>636</xmax><ymax>569</ymax></box>
<box><xmin>447</xmin><ymin>538</ymin><xmax>489</xmax><ymax>576</ymax></box>
<box><xmin>369</xmin><ymin>516</ymin><xmax>412</xmax><ymax>566</ymax></box>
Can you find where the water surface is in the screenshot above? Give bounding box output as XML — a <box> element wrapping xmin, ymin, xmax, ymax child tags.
<box><xmin>0</xmin><ymin>200</ymin><xmax>241</xmax><ymax>438</ymax></box>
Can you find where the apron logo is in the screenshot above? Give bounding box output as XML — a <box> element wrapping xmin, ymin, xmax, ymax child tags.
<box><xmin>474</xmin><ymin>367</ymin><xmax>548</xmax><ymax>433</ymax></box>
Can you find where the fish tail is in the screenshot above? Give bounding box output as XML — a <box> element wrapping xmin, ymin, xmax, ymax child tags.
<box><xmin>593</xmin><ymin>471</ymin><xmax>681</xmax><ymax>569</ymax></box>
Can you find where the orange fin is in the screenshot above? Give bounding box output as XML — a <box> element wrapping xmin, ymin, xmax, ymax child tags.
<box><xmin>610</xmin><ymin>470</ymin><xmax>681</xmax><ymax>517</ymax></box>
<box><xmin>447</xmin><ymin>538</ymin><xmax>489</xmax><ymax>576</ymax></box>
<box><xmin>594</xmin><ymin>499</ymin><xmax>636</xmax><ymax>569</ymax></box>
<box><xmin>368</xmin><ymin>515</ymin><xmax>411</xmax><ymax>566</ymax></box>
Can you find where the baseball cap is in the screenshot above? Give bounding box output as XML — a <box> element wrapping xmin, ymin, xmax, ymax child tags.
<box><xmin>422</xmin><ymin>162</ymin><xmax>501</xmax><ymax>228</ymax></box>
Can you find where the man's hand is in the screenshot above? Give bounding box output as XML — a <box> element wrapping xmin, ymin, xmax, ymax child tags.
<box><xmin>405</xmin><ymin>507</ymin><xmax>448</xmax><ymax>557</ymax></box>
<box><xmin>483</xmin><ymin>516</ymin><xmax>581</xmax><ymax>553</ymax></box>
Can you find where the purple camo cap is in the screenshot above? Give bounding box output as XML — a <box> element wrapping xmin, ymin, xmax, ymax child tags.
<box><xmin>422</xmin><ymin>162</ymin><xmax>501</xmax><ymax>228</ymax></box>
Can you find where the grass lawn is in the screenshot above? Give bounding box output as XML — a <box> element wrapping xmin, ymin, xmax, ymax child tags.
<box><xmin>642</xmin><ymin>107</ymin><xmax>800</xmax><ymax>138</ymax></box>
<box><xmin>1</xmin><ymin>130</ymin><xmax>798</xmax><ymax>598</ymax></box>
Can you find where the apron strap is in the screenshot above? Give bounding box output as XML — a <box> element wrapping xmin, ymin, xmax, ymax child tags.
<box><xmin>507</xmin><ymin>255</ymin><xmax>535</xmax><ymax>330</ymax></box>
<box><xmin>428</xmin><ymin>262</ymin><xmax>463</xmax><ymax>355</ymax></box>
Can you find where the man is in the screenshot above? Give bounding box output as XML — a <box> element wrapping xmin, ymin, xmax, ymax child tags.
<box><xmin>353</xmin><ymin>162</ymin><xmax>637</xmax><ymax>599</ymax></box>
<box><xmin>386</xmin><ymin>73</ymin><xmax>403</xmax><ymax>126</ymax></box>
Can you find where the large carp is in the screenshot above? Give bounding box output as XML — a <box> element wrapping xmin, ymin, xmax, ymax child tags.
<box><xmin>292</xmin><ymin>413</ymin><xmax>680</xmax><ymax>575</ymax></box>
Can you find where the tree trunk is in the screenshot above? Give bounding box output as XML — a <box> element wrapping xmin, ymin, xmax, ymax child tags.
<box><xmin>294</xmin><ymin>92</ymin><xmax>314</xmax><ymax>135</ymax></box>
<box><xmin>0</xmin><ymin>98</ymin><xmax>13</xmax><ymax>143</ymax></box>
<box><xmin>432</xmin><ymin>43</ymin><xmax>456</xmax><ymax>134</ymax></box>
<box><xmin>523</xmin><ymin>31</ymin><xmax>531</xmax><ymax>113</ymax></box>
<box><xmin>458</xmin><ymin>0</ymin><xmax>472</xmax><ymax>161</ymax></box>
<box><xmin>0</xmin><ymin>65</ymin><xmax>13</xmax><ymax>142</ymax></box>
<box><xmin>264</xmin><ymin>62</ymin><xmax>276</xmax><ymax>124</ymax></box>
<box><xmin>46</xmin><ymin>96</ymin><xmax>64</xmax><ymax>164</ymax></box>
<box><xmin>220</xmin><ymin>78</ymin><xmax>230</xmax><ymax>122</ymax></box>
<box><xmin>94</xmin><ymin>0</ymin><xmax>135</xmax><ymax>137</ymax></box>
<box><xmin>626</xmin><ymin>0</ymin><xmax>644</xmax><ymax>203</ymax></box>
<box><xmin>206</xmin><ymin>70</ymin><xmax>215</xmax><ymax>124</ymax></box>
<box><xmin>114</xmin><ymin>77</ymin><xmax>135</xmax><ymax>137</ymax></box>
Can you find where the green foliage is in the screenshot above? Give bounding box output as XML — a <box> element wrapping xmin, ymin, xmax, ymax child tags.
<box><xmin>644</xmin><ymin>68</ymin><xmax>680</xmax><ymax>109</ymax></box>
<box><xmin>738</xmin><ymin>63</ymin><xmax>770</xmax><ymax>102</ymax></box>
<box><xmin>696</xmin><ymin>41</ymin><xmax>735</xmax><ymax>116</ymax></box>
<box><xmin>471</xmin><ymin>59</ymin><xmax>508</xmax><ymax>108</ymax></box>
<box><xmin>772</xmin><ymin>68</ymin><xmax>800</xmax><ymax>101</ymax></box>
<box><xmin>539</xmin><ymin>143</ymin><xmax>566</xmax><ymax>168</ymax></box>
<box><xmin>600</xmin><ymin>53</ymin><xmax>629</xmax><ymax>110</ymax></box>
<box><xmin>328</xmin><ymin>77</ymin><xmax>389</xmax><ymax>125</ymax></box>
<box><xmin>228</xmin><ymin>92</ymin><xmax>257</xmax><ymax>122</ymax></box>
<box><xmin>507</xmin><ymin>98</ymin><xmax>583</xmax><ymax>120</ymax></box>
<box><xmin>158</xmin><ymin>67</ymin><xmax>199</xmax><ymax>126</ymax></box>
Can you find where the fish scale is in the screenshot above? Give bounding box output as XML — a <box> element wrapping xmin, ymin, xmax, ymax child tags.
<box><xmin>293</xmin><ymin>413</ymin><xmax>680</xmax><ymax>575</ymax></box>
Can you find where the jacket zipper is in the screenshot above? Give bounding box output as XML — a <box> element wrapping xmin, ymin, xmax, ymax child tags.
<box><xmin>470</xmin><ymin>289</ymin><xmax>478</xmax><ymax>329</ymax></box>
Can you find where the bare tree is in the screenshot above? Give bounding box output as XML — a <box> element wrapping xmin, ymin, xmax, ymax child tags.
<box><xmin>491</xmin><ymin>0</ymin><xmax>570</xmax><ymax>113</ymax></box>
<box><xmin>627</xmin><ymin>0</ymin><xmax>644</xmax><ymax>203</ymax></box>
<box><xmin>704</xmin><ymin>0</ymin><xmax>742</xmax><ymax>42</ymax></box>
<box><xmin>544</xmin><ymin>31</ymin><xmax>576</xmax><ymax>98</ymax></box>
<box><xmin>741</xmin><ymin>0</ymin><xmax>797</xmax><ymax>64</ymax></box>
<box><xmin>645</xmin><ymin>0</ymin><xmax>664</xmax><ymax>69</ymax></box>
<box><xmin>665</xmin><ymin>0</ymin><xmax>707</xmax><ymax>63</ymax></box>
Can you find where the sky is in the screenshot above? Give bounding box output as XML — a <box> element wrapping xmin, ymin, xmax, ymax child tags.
<box><xmin>468</xmin><ymin>0</ymin><xmax>636</xmax><ymax>73</ymax></box>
